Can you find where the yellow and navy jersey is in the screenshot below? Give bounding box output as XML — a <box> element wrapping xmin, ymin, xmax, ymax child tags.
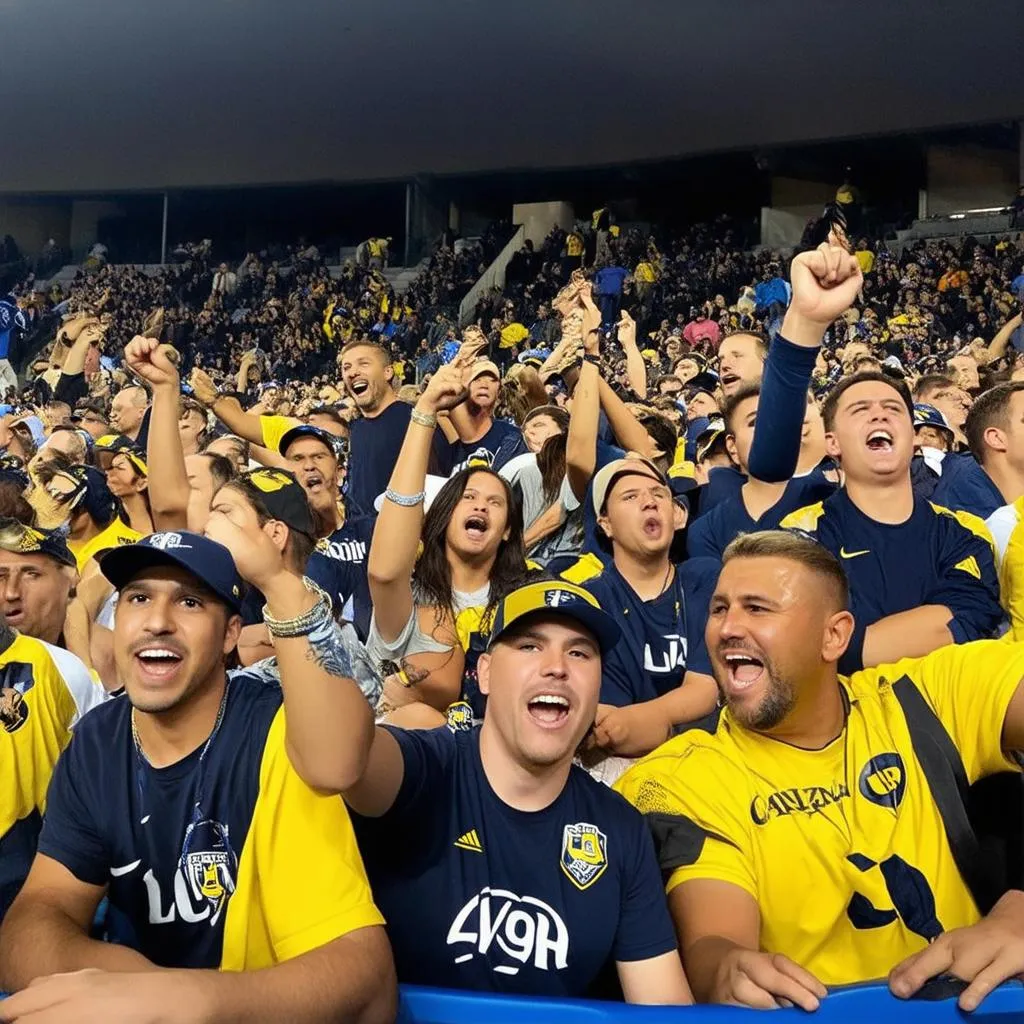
<box><xmin>987</xmin><ymin>497</ymin><xmax>1024</xmax><ymax>640</ymax></box>
<box><xmin>1</xmin><ymin>633</ymin><xmax>104</xmax><ymax>919</ymax></box>
<box><xmin>615</xmin><ymin>640</ymin><xmax>1024</xmax><ymax>987</ymax></box>
<box><xmin>37</xmin><ymin>677</ymin><xmax>382</xmax><ymax>970</ymax></box>
<box><xmin>69</xmin><ymin>518</ymin><xmax>143</xmax><ymax>572</ymax></box>
<box><xmin>780</xmin><ymin>490</ymin><xmax>1002</xmax><ymax>673</ymax></box>
<box><xmin>259</xmin><ymin>414</ymin><xmax>301</xmax><ymax>454</ymax></box>
<box><xmin>352</xmin><ymin>727</ymin><xmax>676</xmax><ymax>995</ymax></box>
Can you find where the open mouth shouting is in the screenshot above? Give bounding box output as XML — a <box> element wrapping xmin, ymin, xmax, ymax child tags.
<box><xmin>642</xmin><ymin>514</ymin><xmax>663</xmax><ymax>539</ymax></box>
<box><xmin>463</xmin><ymin>513</ymin><xmax>489</xmax><ymax>542</ymax></box>
<box><xmin>526</xmin><ymin>691</ymin><xmax>571</xmax><ymax>728</ymax></box>
<box><xmin>301</xmin><ymin>470</ymin><xmax>325</xmax><ymax>494</ymax></box>
<box><xmin>719</xmin><ymin>647</ymin><xmax>766</xmax><ymax>698</ymax></box>
<box><xmin>133</xmin><ymin>642</ymin><xmax>186</xmax><ymax>683</ymax></box>
<box><xmin>348</xmin><ymin>378</ymin><xmax>371</xmax><ymax>401</ymax></box>
<box><xmin>720</xmin><ymin>372</ymin><xmax>740</xmax><ymax>391</ymax></box>
<box><xmin>865</xmin><ymin>429</ymin><xmax>894</xmax><ymax>454</ymax></box>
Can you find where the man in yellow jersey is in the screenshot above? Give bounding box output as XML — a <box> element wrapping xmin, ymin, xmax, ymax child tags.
<box><xmin>0</xmin><ymin>531</ymin><xmax>394</xmax><ymax>1022</ymax></box>
<box><xmin>616</xmin><ymin>529</ymin><xmax>1024</xmax><ymax>1014</ymax></box>
<box><xmin>0</xmin><ymin>607</ymin><xmax>103</xmax><ymax>923</ymax></box>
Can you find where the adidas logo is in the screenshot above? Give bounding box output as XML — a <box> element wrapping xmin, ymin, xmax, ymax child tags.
<box><xmin>454</xmin><ymin>828</ymin><xmax>483</xmax><ymax>853</ymax></box>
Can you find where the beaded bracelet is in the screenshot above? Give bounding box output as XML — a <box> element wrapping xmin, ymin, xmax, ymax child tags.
<box><xmin>384</xmin><ymin>488</ymin><xmax>425</xmax><ymax>507</ymax></box>
<box><xmin>263</xmin><ymin>578</ymin><xmax>333</xmax><ymax>638</ymax></box>
<box><xmin>410</xmin><ymin>409</ymin><xmax>437</xmax><ymax>428</ymax></box>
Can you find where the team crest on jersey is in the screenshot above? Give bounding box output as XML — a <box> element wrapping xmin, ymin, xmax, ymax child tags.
<box><xmin>560</xmin><ymin>822</ymin><xmax>608</xmax><ymax>890</ymax></box>
<box><xmin>182</xmin><ymin>818</ymin><xmax>237</xmax><ymax>926</ymax></box>
<box><xmin>446</xmin><ymin>700</ymin><xmax>474</xmax><ymax>733</ymax></box>
<box><xmin>858</xmin><ymin>752</ymin><xmax>906</xmax><ymax>811</ymax></box>
<box><xmin>0</xmin><ymin>662</ymin><xmax>36</xmax><ymax>734</ymax></box>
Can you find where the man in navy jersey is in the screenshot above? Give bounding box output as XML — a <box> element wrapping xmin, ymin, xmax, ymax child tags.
<box><xmin>743</xmin><ymin>242</ymin><xmax>1003</xmax><ymax>674</ymax></box>
<box><xmin>0</xmin><ymin>532</ymin><xmax>394</xmax><ymax>1023</ymax></box>
<box><xmin>283</xmin><ymin>578</ymin><xmax>693</xmax><ymax>1003</ymax></box>
<box><xmin>582</xmin><ymin>456</ymin><xmax>719</xmax><ymax>758</ymax></box>
<box><xmin>686</xmin><ymin>384</ymin><xmax>836</xmax><ymax>560</ymax></box>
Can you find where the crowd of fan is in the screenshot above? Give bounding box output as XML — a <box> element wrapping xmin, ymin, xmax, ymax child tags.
<box><xmin>3</xmin><ymin>204</ymin><xmax>1024</xmax><ymax>1021</ymax></box>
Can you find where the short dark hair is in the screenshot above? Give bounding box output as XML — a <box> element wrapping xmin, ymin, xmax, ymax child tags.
<box><xmin>721</xmin><ymin>382</ymin><xmax>761</xmax><ymax>434</ymax></box>
<box><xmin>307</xmin><ymin>406</ymin><xmax>346</xmax><ymax>427</ymax></box>
<box><xmin>655</xmin><ymin>375</ymin><xmax>683</xmax><ymax>393</ymax></box>
<box><xmin>913</xmin><ymin>374</ymin><xmax>956</xmax><ymax>403</ymax></box>
<box><xmin>636</xmin><ymin>412</ymin><xmax>678</xmax><ymax>466</ymax></box>
<box><xmin>339</xmin><ymin>339</ymin><xmax>390</xmax><ymax>365</ymax></box>
<box><xmin>821</xmin><ymin>372</ymin><xmax>914</xmax><ymax>432</ymax></box>
<box><xmin>964</xmin><ymin>383</ymin><xmax>1024</xmax><ymax>464</ymax></box>
<box><xmin>723</xmin><ymin>530</ymin><xmax>849</xmax><ymax>612</ymax></box>
<box><xmin>201</xmin><ymin>453</ymin><xmax>236</xmax><ymax>491</ymax></box>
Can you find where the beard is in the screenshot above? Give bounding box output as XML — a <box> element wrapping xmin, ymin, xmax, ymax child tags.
<box><xmin>717</xmin><ymin>650</ymin><xmax>797</xmax><ymax>732</ymax></box>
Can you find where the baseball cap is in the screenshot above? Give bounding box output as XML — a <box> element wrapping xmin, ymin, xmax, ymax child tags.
<box><xmin>592</xmin><ymin>454</ymin><xmax>668</xmax><ymax>514</ymax></box>
<box><xmin>686</xmin><ymin>371</ymin><xmax>720</xmax><ymax>397</ymax></box>
<box><xmin>94</xmin><ymin>434</ymin><xmax>147</xmax><ymax>475</ymax></box>
<box><xmin>488</xmin><ymin>580</ymin><xmax>621</xmax><ymax>655</ymax></box>
<box><xmin>913</xmin><ymin>403</ymin><xmax>954</xmax><ymax>437</ymax></box>
<box><xmin>0</xmin><ymin>518</ymin><xmax>76</xmax><ymax>569</ymax></box>
<box><xmin>468</xmin><ymin>360</ymin><xmax>501</xmax><ymax>383</ymax></box>
<box><xmin>695</xmin><ymin>427</ymin><xmax>728</xmax><ymax>464</ymax></box>
<box><xmin>278</xmin><ymin>424</ymin><xmax>339</xmax><ymax>458</ymax></box>
<box><xmin>100</xmin><ymin>531</ymin><xmax>244</xmax><ymax>613</ymax></box>
<box><xmin>239</xmin><ymin>468</ymin><xmax>315</xmax><ymax>538</ymax></box>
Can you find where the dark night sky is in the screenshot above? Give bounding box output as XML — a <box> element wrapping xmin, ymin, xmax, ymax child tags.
<box><xmin>1</xmin><ymin>0</ymin><xmax>1021</xmax><ymax>193</ymax></box>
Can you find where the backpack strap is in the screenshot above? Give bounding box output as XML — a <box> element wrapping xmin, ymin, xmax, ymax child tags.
<box><xmin>891</xmin><ymin>674</ymin><xmax>1000</xmax><ymax>914</ymax></box>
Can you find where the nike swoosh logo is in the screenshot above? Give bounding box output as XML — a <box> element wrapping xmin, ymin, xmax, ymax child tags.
<box><xmin>839</xmin><ymin>547</ymin><xmax>870</xmax><ymax>559</ymax></box>
<box><xmin>110</xmin><ymin>860</ymin><xmax>141</xmax><ymax>877</ymax></box>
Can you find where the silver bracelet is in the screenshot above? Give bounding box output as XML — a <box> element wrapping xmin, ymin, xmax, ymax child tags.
<box><xmin>263</xmin><ymin>578</ymin><xmax>333</xmax><ymax>638</ymax></box>
<box><xmin>384</xmin><ymin>488</ymin><xmax>425</xmax><ymax>507</ymax></box>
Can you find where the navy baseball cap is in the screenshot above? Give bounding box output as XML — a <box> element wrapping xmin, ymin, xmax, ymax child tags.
<box><xmin>278</xmin><ymin>424</ymin><xmax>340</xmax><ymax>458</ymax></box>
<box><xmin>100</xmin><ymin>531</ymin><xmax>244</xmax><ymax>613</ymax></box>
<box><xmin>488</xmin><ymin>580</ymin><xmax>621</xmax><ymax>655</ymax></box>
<box><xmin>913</xmin><ymin>403</ymin><xmax>954</xmax><ymax>438</ymax></box>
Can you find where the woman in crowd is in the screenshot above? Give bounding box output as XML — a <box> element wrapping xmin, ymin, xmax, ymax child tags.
<box><xmin>367</xmin><ymin>361</ymin><xmax>527</xmax><ymax>728</ymax></box>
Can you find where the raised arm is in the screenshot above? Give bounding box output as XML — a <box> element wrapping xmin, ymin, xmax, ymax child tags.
<box><xmin>367</xmin><ymin>362</ymin><xmax>468</xmax><ymax>643</ymax></box>
<box><xmin>565</xmin><ymin>289</ymin><xmax>603</xmax><ymax>499</ymax></box>
<box><xmin>748</xmin><ymin>243</ymin><xmax>862</xmax><ymax>482</ymax></box>
<box><xmin>441</xmin><ymin>328</ymin><xmax>488</xmax><ymax>443</ymax></box>
<box><xmin>189</xmin><ymin>366</ymin><xmax>265</xmax><ymax>447</ymax></box>
<box><xmin>617</xmin><ymin>310</ymin><xmax>648</xmax><ymax>399</ymax></box>
<box><xmin>125</xmin><ymin>336</ymin><xmax>191</xmax><ymax>531</ymax></box>
<box><xmin>982</xmin><ymin>311</ymin><xmax>1023</xmax><ymax>367</ymax></box>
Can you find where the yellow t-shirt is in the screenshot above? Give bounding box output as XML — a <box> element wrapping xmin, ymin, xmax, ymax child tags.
<box><xmin>221</xmin><ymin>707</ymin><xmax>384</xmax><ymax>969</ymax></box>
<box><xmin>1</xmin><ymin>634</ymin><xmax>104</xmax><ymax>917</ymax></box>
<box><xmin>69</xmin><ymin>519</ymin><xmax>143</xmax><ymax>572</ymax></box>
<box><xmin>987</xmin><ymin>497</ymin><xmax>1024</xmax><ymax>639</ymax></box>
<box><xmin>566</xmin><ymin>233</ymin><xmax>584</xmax><ymax>257</ymax></box>
<box><xmin>615</xmin><ymin>640</ymin><xmax>1024</xmax><ymax>986</ymax></box>
<box><xmin>855</xmin><ymin>250</ymin><xmax>875</xmax><ymax>274</ymax></box>
<box><xmin>259</xmin><ymin>414</ymin><xmax>302</xmax><ymax>454</ymax></box>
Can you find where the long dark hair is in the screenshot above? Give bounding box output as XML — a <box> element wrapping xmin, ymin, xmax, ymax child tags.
<box><xmin>412</xmin><ymin>467</ymin><xmax>527</xmax><ymax>627</ymax></box>
<box><xmin>536</xmin><ymin>432</ymin><xmax>568</xmax><ymax>506</ymax></box>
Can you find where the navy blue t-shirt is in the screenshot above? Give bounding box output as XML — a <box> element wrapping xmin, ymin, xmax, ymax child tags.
<box><xmin>687</xmin><ymin>472</ymin><xmax>837</xmax><ymax>561</ymax></box>
<box><xmin>352</xmin><ymin>728</ymin><xmax>675</xmax><ymax>997</ymax></box>
<box><xmin>583</xmin><ymin>558</ymin><xmax>718</xmax><ymax>707</ymax></box>
<box><xmin>449</xmin><ymin>419</ymin><xmax>525</xmax><ymax>475</ymax></box>
<box><xmin>785</xmin><ymin>488</ymin><xmax>1002</xmax><ymax>674</ymax></box>
<box><xmin>317</xmin><ymin>515</ymin><xmax>376</xmax><ymax>638</ymax></box>
<box><xmin>37</xmin><ymin>678</ymin><xmax>280</xmax><ymax>969</ymax></box>
<box><xmin>347</xmin><ymin>401</ymin><xmax>450</xmax><ymax>516</ymax></box>
<box><xmin>691</xmin><ymin>466</ymin><xmax>745</xmax><ymax>520</ymax></box>
<box><xmin>930</xmin><ymin>456</ymin><xmax>1004</xmax><ymax>520</ymax></box>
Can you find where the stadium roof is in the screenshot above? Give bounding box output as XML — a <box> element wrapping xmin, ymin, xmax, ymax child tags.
<box><xmin>1</xmin><ymin>0</ymin><xmax>1021</xmax><ymax>193</ymax></box>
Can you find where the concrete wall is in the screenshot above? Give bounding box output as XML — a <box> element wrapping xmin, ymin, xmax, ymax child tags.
<box><xmin>69</xmin><ymin>200</ymin><xmax>125</xmax><ymax>256</ymax></box>
<box><xmin>0</xmin><ymin>200</ymin><xmax>71</xmax><ymax>255</ymax></box>
<box><xmin>769</xmin><ymin>176</ymin><xmax>834</xmax><ymax>225</ymax></box>
<box><xmin>925</xmin><ymin>144</ymin><xmax>1018</xmax><ymax>216</ymax></box>
<box><xmin>511</xmin><ymin>201</ymin><xmax>575</xmax><ymax>248</ymax></box>
<box><xmin>760</xmin><ymin>208</ymin><xmax>807</xmax><ymax>250</ymax></box>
